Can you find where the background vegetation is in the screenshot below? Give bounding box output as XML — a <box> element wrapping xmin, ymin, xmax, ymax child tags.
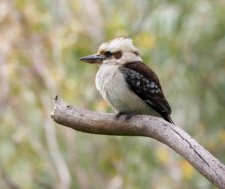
<box><xmin>0</xmin><ymin>0</ymin><xmax>225</xmax><ymax>188</ymax></box>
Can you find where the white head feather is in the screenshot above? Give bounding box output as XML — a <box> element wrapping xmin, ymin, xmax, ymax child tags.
<box><xmin>97</xmin><ymin>37</ymin><xmax>142</xmax><ymax>64</ymax></box>
<box><xmin>98</xmin><ymin>37</ymin><xmax>138</xmax><ymax>54</ymax></box>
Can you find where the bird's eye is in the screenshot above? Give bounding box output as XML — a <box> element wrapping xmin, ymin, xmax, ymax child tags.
<box><xmin>104</xmin><ymin>51</ymin><xmax>112</xmax><ymax>57</ymax></box>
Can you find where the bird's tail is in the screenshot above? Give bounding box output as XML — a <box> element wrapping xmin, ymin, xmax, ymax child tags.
<box><xmin>164</xmin><ymin>115</ymin><xmax>174</xmax><ymax>124</ymax></box>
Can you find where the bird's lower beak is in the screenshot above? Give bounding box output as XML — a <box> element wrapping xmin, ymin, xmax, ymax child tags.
<box><xmin>79</xmin><ymin>54</ymin><xmax>106</xmax><ymax>64</ymax></box>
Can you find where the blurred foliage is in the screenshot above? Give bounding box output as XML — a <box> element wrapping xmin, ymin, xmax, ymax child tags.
<box><xmin>0</xmin><ymin>0</ymin><xmax>224</xmax><ymax>188</ymax></box>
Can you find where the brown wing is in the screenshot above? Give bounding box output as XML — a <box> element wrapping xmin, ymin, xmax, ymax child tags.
<box><xmin>120</xmin><ymin>61</ymin><xmax>173</xmax><ymax>123</ymax></box>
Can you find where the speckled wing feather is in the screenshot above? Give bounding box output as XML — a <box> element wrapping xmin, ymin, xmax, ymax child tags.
<box><xmin>119</xmin><ymin>61</ymin><xmax>173</xmax><ymax>123</ymax></box>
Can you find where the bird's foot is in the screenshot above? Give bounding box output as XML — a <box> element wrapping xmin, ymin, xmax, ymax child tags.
<box><xmin>114</xmin><ymin>112</ymin><xmax>137</xmax><ymax>121</ymax></box>
<box><xmin>114</xmin><ymin>112</ymin><xmax>125</xmax><ymax>120</ymax></box>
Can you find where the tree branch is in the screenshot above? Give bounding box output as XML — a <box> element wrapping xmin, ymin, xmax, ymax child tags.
<box><xmin>51</xmin><ymin>96</ymin><xmax>225</xmax><ymax>189</ymax></box>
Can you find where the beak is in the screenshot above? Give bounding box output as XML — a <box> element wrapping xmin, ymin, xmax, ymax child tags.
<box><xmin>79</xmin><ymin>54</ymin><xmax>106</xmax><ymax>64</ymax></box>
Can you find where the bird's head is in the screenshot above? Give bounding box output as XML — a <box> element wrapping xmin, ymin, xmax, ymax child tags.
<box><xmin>80</xmin><ymin>37</ymin><xmax>142</xmax><ymax>65</ymax></box>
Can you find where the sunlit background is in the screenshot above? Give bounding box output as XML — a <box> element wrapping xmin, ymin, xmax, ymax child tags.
<box><xmin>0</xmin><ymin>0</ymin><xmax>225</xmax><ymax>188</ymax></box>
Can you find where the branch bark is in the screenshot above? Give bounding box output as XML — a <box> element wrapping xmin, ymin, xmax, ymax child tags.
<box><xmin>51</xmin><ymin>96</ymin><xmax>225</xmax><ymax>189</ymax></box>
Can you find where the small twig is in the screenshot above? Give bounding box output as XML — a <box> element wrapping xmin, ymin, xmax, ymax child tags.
<box><xmin>51</xmin><ymin>96</ymin><xmax>225</xmax><ymax>189</ymax></box>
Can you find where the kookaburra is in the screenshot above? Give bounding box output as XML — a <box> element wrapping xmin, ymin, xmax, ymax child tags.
<box><xmin>80</xmin><ymin>37</ymin><xmax>173</xmax><ymax>123</ymax></box>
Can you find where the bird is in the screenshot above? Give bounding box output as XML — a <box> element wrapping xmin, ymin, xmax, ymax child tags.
<box><xmin>80</xmin><ymin>37</ymin><xmax>173</xmax><ymax>123</ymax></box>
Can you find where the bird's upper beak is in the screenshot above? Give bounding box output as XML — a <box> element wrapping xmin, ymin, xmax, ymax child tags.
<box><xmin>79</xmin><ymin>54</ymin><xmax>106</xmax><ymax>64</ymax></box>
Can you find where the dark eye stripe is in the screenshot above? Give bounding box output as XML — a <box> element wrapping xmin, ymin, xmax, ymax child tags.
<box><xmin>104</xmin><ymin>51</ymin><xmax>112</xmax><ymax>57</ymax></box>
<box><xmin>114</xmin><ymin>51</ymin><xmax>122</xmax><ymax>59</ymax></box>
<box><xmin>103</xmin><ymin>51</ymin><xmax>122</xmax><ymax>59</ymax></box>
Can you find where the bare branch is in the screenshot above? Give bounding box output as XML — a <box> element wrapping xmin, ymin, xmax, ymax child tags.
<box><xmin>51</xmin><ymin>96</ymin><xmax>225</xmax><ymax>189</ymax></box>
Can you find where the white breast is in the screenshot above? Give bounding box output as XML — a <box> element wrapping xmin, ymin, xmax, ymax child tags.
<box><xmin>95</xmin><ymin>64</ymin><xmax>160</xmax><ymax>116</ymax></box>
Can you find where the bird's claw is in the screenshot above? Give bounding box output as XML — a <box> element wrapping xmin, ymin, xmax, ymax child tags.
<box><xmin>114</xmin><ymin>112</ymin><xmax>137</xmax><ymax>121</ymax></box>
<box><xmin>114</xmin><ymin>112</ymin><xmax>125</xmax><ymax>120</ymax></box>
